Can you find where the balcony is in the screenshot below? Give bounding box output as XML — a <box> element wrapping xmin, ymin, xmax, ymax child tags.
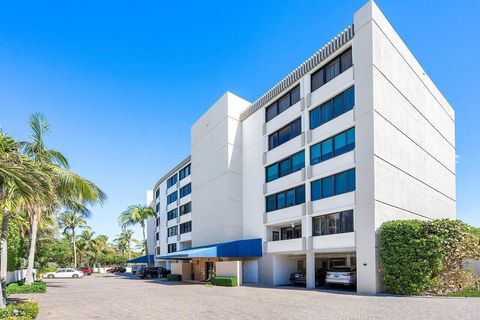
<box><xmin>266</xmin><ymin>238</ymin><xmax>305</xmax><ymax>254</ymax></box>
<box><xmin>264</xmin><ymin>204</ymin><xmax>305</xmax><ymax>225</ymax></box>
<box><xmin>179</xmin><ymin>232</ymin><xmax>192</xmax><ymax>242</ymax></box>
<box><xmin>310</xmin><ymin>232</ymin><xmax>356</xmax><ymax>252</ymax></box>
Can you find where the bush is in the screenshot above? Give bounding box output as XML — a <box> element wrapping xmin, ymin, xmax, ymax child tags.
<box><xmin>211</xmin><ymin>277</ymin><xmax>237</xmax><ymax>287</ymax></box>
<box><xmin>0</xmin><ymin>301</ymin><xmax>39</xmax><ymax>320</ymax></box>
<box><xmin>166</xmin><ymin>274</ymin><xmax>182</xmax><ymax>281</ymax></box>
<box><xmin>379</xmin><ymin>219</ymin><xmax>480</xmax><ymax>295</ymax></box>
<box><xmin>6</xmin><ymin>281</ymin><xmax>47</xmax><ymax>296</ymax></box>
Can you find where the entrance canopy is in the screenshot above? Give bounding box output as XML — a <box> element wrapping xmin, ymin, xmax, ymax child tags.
<box><xmin>127</xmin><ymin>255</ymin><xmax>154</xmax><ymax>264</ymax></box>
<box><xmin>157</xmin><ymin>238</ymin><xmax>262</xmax><ymax>260</ymax></box>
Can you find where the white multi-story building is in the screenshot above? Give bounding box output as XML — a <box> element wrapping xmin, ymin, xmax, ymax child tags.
<box><xmin>146</xmin><ymin>1</ymin><xmax>455</xmax><ymax>294</ymax></box>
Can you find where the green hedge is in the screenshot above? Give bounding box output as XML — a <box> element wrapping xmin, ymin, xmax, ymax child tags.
<box><xmin>166</xmin><ymin>274</ymin><xmax>182</xmax><ymax>281</ymax></box>
<box><xmin>211</xmin><ymin>277</ymin><xmax>237</xmax><ymax>287</ymax></box>
<box><xmin>0</xmin><ymin>301</ymin><xmax>39</xmax><ymax>320</ymax></box>
<box><xmin>379</xmin><ymin>219</ymin><xmax>480</xmax><ymax>295</ymax></box>
<box><xmin>6</xmin><ymin>281</ymin><xmax>47</xmax><ymax>296</ymax></box>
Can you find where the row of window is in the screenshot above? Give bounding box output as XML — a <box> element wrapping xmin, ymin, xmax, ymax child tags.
<box><xmin>179</xmin><ymin>164</ymin><xmax>191</xmax><ymax>180</ymax></box>
<box><xmin>180</xmin><ymin>202</ymin><xmax>192</xmax><ymax>215</ymax></box>
<box><xmin>180</xmin><ymin>221</ymin><xmax>192</xmax><ymax>234</ymax></box>
<box><xmin>268</xmin><ymin>118</ymin><xmax>302</xmax><ymax>150</ymax></box>
<box><xmin>310</xmin><ymin>127</ymin><xmax>355</xmax><ymax>165</ymax></box>
<box><xmin>168</xmin><ymin>243</ymin><xmax>176</xmax><ymax>253</ymax></box>
<box><xmin>272</xmin><ymin>225</ymin><xmax>302</xmax><ymax>241</ymax></box>
<box><xmin>180</xmin><ymin>183</ymin><xmax>191</xmax><ymax>198</ymax></box>
<box><xmin>155</xmin><ymin>188</ymin><xmax>160</xmax><ymax>199</ymax></box>
<box><xmin>310</xmin><ymin>86</ymin><xmax>354</xmax><ymax>130</ymax></box>
<box><xmin>311</xmin><ymin>48</ymin><xmax>352</xmax><ymax>92</ymax></box>
<box><xmin>266</xmin><ymin>85</ymin><xmax>301</xmax><ymax>122</ymax></box>
<box><xmin>312</xmin><ymin>210</ymin><xmax>353</xmax><ymax>236</ymax></box>
<box><xmin>167</xmin><ymin>208</ymin><xmax>178</xmax><ymax>221</ymax></box>
<box><xmin>155</xmin><ymin>202</ymin><xmax>160</xmax><ymax>213</ymax></box>
<box><xmin>266</xmin><ymin>151</ymin><xmax>304</xmax><ymax>183</ymax></box>
<box><xmin>266</xmin><ymin>185</ymin><xmax>306</xmax><ymax>212</ymax></box>
<box><xmin>166</xmin><ymin>164</ymin><xmax>191</xmax><ymax>189</ymax></box>
<box><xmin>167</xmin><ymin>225</ymin><xmax>177</xmax><ymax>237</ymax></box>
<box><xmin>311</xmin><ymin>168</ymin><xmax>355</xmax><ymax>201</ymax></box>
<box><xmin>167</xmin><ymin>191</ymin><xmax>177</xmax><ymax>204</ymax></box>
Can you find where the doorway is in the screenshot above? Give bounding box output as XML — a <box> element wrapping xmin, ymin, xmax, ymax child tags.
<box><xmin>205</xmin><ymin>261</ymin><xmax>214</xmax><ymax>281</ymax></box>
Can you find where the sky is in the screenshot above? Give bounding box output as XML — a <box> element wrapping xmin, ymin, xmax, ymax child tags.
<box><xmin>1</xmin><ymin>0</ymin><xmax>479</xmax><ymax>242</ymax></box>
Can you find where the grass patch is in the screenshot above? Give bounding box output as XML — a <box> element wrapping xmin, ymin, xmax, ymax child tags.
<box><xmin>0</xmin><ymin>301</ymin><xmax>39</xmax><ymax>320</ymax></box>
<box><xmin>6</xmin><ymin>281</ymin><xmax>46</xmax><ymax>296</ymax></box>
<box><xmin>166</xmin><ymin>274</ymin><xmax>181</xmax><ymax>281</ymax></box>
<box><xmin>447</xmin><ymin>287</ymin><xmax>480</xmax><ymax>297</ymax></box>
<box><xmin>211</xmin><ymin>277</ymin><xmax>237</xmax><ymax>287</ymax></box>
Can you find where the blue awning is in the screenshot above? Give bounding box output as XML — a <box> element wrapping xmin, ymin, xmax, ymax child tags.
<box><xmin>127</xmin><ymin>255</ymin><xmax>154</xmax><ymax>264</ymax></box>
<box><xmin>157</xmin><ymin>238</ymin><xmax>262</xmax><ymax>260</ymax></box>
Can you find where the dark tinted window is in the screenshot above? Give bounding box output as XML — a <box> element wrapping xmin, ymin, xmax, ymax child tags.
<box><xmin>265</xmin><ymin>185</ymin><xmax>305</xmax><ymax>212</ymax></box>
<box><xmin>313</xmin><ymin>210</ymin><xmax>354</xmax><ymax>236</ymax></box>
<box><xmin>268</xmin><ymin>118</ymin><xmax>302</xmax><ymax>150</ymax></box>
<box><xmin>265</xmin><ymin>85</ymin><xmax>301</xmax><ymax>122</ymax></box>
<box><xmin>180</xmin><ymin>202</ymin><xmax>192</xmax><ymax>215</ymax></box>
<box><xmin>179</xmin><ymin>164</ymin><xmax>191</xmax><ymax>180</ymax></box>
<box><xmin>310</xmin><ymin>168</ymin><xmax>356</xmax><ymax>201</ymax></box>
<box><xmin>179</xmin><ymin>183</ymin><xmax>191</xmax><ymax>198</ymax></box>
<box><xmin>265</xmin><ymin>151</ymin><xmax>304</xmax><ymax>183</ymax></box>
<box><xmin>310</xmin><ymin>87</ymin><xmax>355</xmax><ymax>130</ymax></box>
<box><xmin>310</xmin><ymin>128</ymin><xmax>355</xmax><ymax>165</ymax></box>
<box><xmin>167</xmin><ymin>208</ymin><xmax>178</xmax><ymax>220</ymax></box>
<box><xmin>180</xmin><ymin>221</ymin><xmax>192</xmax><ymax>234</ymax></box>
<box><xmin>311</xmin><ymin>48</ymin><xmax>353</xmax><ymax>92</ymax></box>
<box><xmin>167</xmin><ymin>174</ymin><xmax>177</xmax><ymax>188</ymax></box>
<box><xmin>167</xmin><ymin>191</ymin><xmax>178</xmax><ymax>204</ymax></box>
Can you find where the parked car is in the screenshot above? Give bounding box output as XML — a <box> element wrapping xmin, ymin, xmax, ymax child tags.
<box><xmin>325</xmin><ymin>266</ymin><xmax>356</xmax><ymax>286</ymax></box>
<box><xmin>44</xmin><ymin>268</ymin><xmax>84</xmax><ymax>279</ymax></box>
<box><xmin>139</xmin><ymin>267</ymin><xmax>170</xmax><ymax>279</ymax></box>
<box><xmin>79</xmin><ymin>267</ymin><xmax>93</xmax><ymax>275</ymax></box>
<box><xmin>107</xmin><ymin>267</ymin><xmax>126</xmax><ymax>273</ymax></box>
<box><xmin>132</xmin><ymin>265</ymin><xmax>146</xmax><ymax>275</ymax></box>
<box><xmin>289</xmin><ymin>272</ymin><xmax>306</xmax><ymax>285</ymax></box>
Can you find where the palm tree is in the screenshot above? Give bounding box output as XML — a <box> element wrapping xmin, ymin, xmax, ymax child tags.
<box><xmin>77</xmin><ymin>229</ymin><xmax>96</xmax><ymax>266</ymax></box>
<box><xmin>0</xmin><ymin>132</ymin><xmax>52</xmax><ymax>308</ymax></box>
<box><xmin>114</xmin><ymin>229</ymin><xmax>135</xmax><ymax>260</ymax></box>
<box><xmin>22</xmin><ymin>113</ymin><xmax>106</xmax><ymax>284</ymax></box>
<box><xmin>119</xmin><ymin>205</ymin><xmax>156</xmax><ymax>265</ymax></box>
<box><xmin>58</xmin><ymin>211</ymin><xmax>89</xmax><ymax>268</ymax></box>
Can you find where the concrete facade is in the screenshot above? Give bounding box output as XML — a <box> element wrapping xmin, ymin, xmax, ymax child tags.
<box><xmin>146</xmin><ymin>0</ymin><xmax>455</xmax><ymax>294</ymax></box>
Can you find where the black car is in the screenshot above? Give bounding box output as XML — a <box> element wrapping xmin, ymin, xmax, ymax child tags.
<box><xmin>289</xmin><ymin>269</ymin><xmax>328</xmax><ymax>286</ymax></box>
<box><xmin>139</xmin><ymin>267</ymin><xmax>170</xmax><ymax>279</ymax></box>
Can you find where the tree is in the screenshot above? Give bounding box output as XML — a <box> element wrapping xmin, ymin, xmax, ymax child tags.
<box><xmin>0</xmin><ymin>132</ymin><xmax>49</xmax><ymax>308</ymax></box>
<box><xmin>58</xmin><ymin>211</ymin><xmax>88</xmax><ymax>268</ymax></box>
<box><xmin>22</xmin><ymin>113</ymin><xmax>106</xmax><ymax>285</ymax></box>
<box><xmin>114</xmin><ymin>229</ymin><xmax>136</xmax><ymax>260</ymax></box>
<box><xmin>119</xmin><ymin>205</ymin><xmax>156</xmax><ymax>265</ymax></box>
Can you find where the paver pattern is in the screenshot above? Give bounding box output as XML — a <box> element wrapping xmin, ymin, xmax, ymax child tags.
<box><xmin>11</xmin><ymin>273</ymin><xmax>480</xmax><ymax>319</ymax></box>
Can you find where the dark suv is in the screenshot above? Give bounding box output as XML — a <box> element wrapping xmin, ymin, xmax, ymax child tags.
<box><xmin>139</xmin><ymin>267</ymin><xmax>170</xmax><ymax>279</ymax></box>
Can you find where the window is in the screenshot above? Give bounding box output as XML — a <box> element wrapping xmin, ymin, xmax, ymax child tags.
<box><xmin>180</xmin><ymin>221</ymin><xmax>192</xmax><ymax>234</ymax></box>
<box><xmin>167</xmin><ymin>226</ymin><xmax>178</xmax><ymax>237</ymax></box>
<box><xmin>312</xmin><ymin>210</ymin><xmax>354</xmax><ymax>236</ymax></box>
<box><xmin>168</xmin><ymin>243</ymin><xmax>177</xmax><ymax>253</ymax></box>
<box><xmin>268</xmin><ymin>118</ymin><xmax>302</xmax><ymax>150</ymax></box>
<box><xmin>179</xmin><ymin>164</ymin><xmax>191</xmax><ymax>180</ymax></box>
<box><xmin>167</xmin><ymin>208</ymin><xmax>178</xmax><ymax>221</ymax></box>
<box><xmin>155</xmin><ymin>188</ymin><xmax>160</xmax><ymax>199</ymax></box>
<box><xmin>179</xmin><ymin>183</ymin><xmax>191</xmax><ymax>198</ymax></box>
<box><xmin>155</xmin><ymin>202</ymin><xmax>160</xmax><ymax>213</ymax></box>
<box><xmin>265</xmin><ymin>85</ymin><xmax>301</xmax><ymax>122</ymax></box>
<box><xmin>167</xmin><ymin>174</ymin><xmax>177</xmax><ymax>188</ymax></box>
<box><xmin>311</xmin><ymin>168</ymin><xmax>355</xmax><ymax>201</ymax></box>
<box><xmin>310</xmin><ymin>86</ymin><xmax>355</xmax><ymax>130</ymax></box>
<box><xmin>266</xmin><ymin>185</ymin><xmax>305</xmax><ymax>212</ymax></box>
<box><xmin>310</xmin><ymin>128</ymin><xmax>355</xmax><ymax>165</ymax></box>
<box><xmin>272</xmin><ymin>231</ymin><xmax>280</xmax><ymax>241</ymax></box>
<box><xmin>311</xmin><ymin>48</ymin><xmax>353</xmax><ymax>92</ymax></box>
<box><xmin>280</xmin><ymin>225</ymin><xmax>302</xmax><ymax>240</ymax></box>
<box><xmin>167</xmin><ymin>191</ymin><xmax>178</xmax><ymax>204</ymax></box>
<box><xmin>156</xmin><ymin>217</ymin><xmax>160</xmax><ymax>227</ymax></box>
<box><xmin>265</xmin><ymin>151</ymin><xmax>304</xmax><ymax>183</ymax></box>
<box><xmin>180</xmin><ymin>202</ymin><xmax>192</xmax><ymax>215</ymax></box>
<box><xmin>155</xmin><ymin>232</ymin><xmax>159</xmax><ymax>241</ymax></box>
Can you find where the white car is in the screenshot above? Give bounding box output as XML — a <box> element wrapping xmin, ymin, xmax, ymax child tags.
<box><xmin>325</xmin><ymin>266</ymin><xmax>356</xmax><ymax>286</ymax></box>
<box><xmin>44</xmin><ymin>268</ymin><xmax>84</xmax><ymax>279</ymax></box>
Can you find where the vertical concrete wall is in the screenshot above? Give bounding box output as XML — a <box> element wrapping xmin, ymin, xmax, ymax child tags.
<box><xmin>191</xmin><ymin>92</ymin><xmax>251</xmax><ymax>246</ymax></box>
<box><xmin>353</xmin><ymin>0</ymin><xmax>456</xmax><ymax>294</ymax></box>
<box><xmin>216</xmin><ymin>261</ymin><xmax>243</xmax><ymax>286</ymax></box>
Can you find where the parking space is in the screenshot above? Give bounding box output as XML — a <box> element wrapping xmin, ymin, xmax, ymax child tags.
<box><xmin>10</xmin><ymin>273</ymin><xmax>480</xmax><ymax>319</ymax></box>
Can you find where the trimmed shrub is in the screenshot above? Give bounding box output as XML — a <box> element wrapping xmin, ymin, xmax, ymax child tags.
<box><xmin>379</xmin><ymin>219</ymin><xmax>480</xmax><ymax>295</ymax></box>
<box><xmin>0</xmin><ymin>301</ymin><xmax>39</xmax><ymax>320</ymax></box>
<box><xmin>166</xmin><ymin>274</ymin><xmax>182</xmax><ymax>281</ymax></box>
<box><xmin>211</xmin><ymin>277</ymin><xmax>237</xmax><ymax>287</ymax></box>
<box><xmin>6</xmin><ymin>281</ymin><xmax>47</xmax><ymax>296</ymax></box>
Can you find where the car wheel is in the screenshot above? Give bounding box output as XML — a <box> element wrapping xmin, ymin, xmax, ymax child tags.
<box><xmin>47</xmin><ymin>274</ymin><xmax>54</xmax><ymax>279</ymax></box>
<box><xmin>72</xmin><ymin>274</ymin><xmax>79</xmax><ymax>278</ymax></box>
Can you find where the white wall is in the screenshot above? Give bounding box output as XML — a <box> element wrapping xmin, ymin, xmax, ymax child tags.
<box><xmin>353</xmin><ymin>0</ymin><xmax>456</xmax><ymax>294</ymax></box>
<box><xmin>216</xmin><ymin>261</ymin><xmax>242</xmax><ymax>286</ymax></box>
<box><xmin>6</xmin><ymin>269</ymin><xmax>35</xmax><ymax>284</ymax></box>
<box><xmin>191</xmin><ymin>92</ymin><xmax>251</xmax><ymax>246</ymax></box>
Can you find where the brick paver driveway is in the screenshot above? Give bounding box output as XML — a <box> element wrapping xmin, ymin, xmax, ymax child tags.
<box><xmin>12</xmin><ymin>273</ymin><xmax>480</xmax><ymax>319</ymax></box>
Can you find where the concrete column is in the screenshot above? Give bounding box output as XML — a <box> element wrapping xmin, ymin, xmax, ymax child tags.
<box><xmin>306</xmin><ymin>252</ymin><xmax>315</xmax><ymax>289</ymax></box>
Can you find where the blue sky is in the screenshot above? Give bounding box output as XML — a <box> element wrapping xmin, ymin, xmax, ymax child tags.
<box><xmin>1</xmin><ymin>0</ymin><xmax>479</xmax><ymax>241</ymax></box>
